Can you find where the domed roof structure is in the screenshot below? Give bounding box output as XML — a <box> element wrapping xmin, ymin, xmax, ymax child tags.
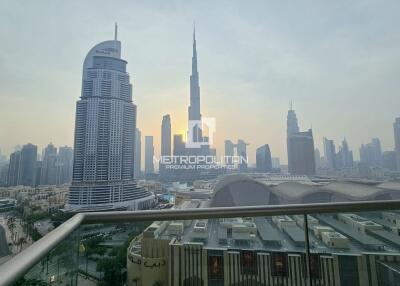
<box><xmin>210</xmin><ymin>174</ymin><xmax>400</xmax><ymax>207</ymax></box>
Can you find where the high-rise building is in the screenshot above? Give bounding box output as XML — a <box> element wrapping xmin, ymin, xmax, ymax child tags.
<box><xmin>18</xmin><ymin>143</ymin><xmax>37</xmax><ymax>187</ymax></box>
<box><xmin>256</xmin><ymin>144</ymin><xmax>272</xmax><ymax>172</ymax></box>
<box><xmin>224</xmin><ymin>140</ymin><xmax>235</xmax><ymax>166</ymax></box>
<box><xmin>134</xmin><ymin>128</ymin><xmax>141</xmax><ymax>179</ymax></box>
<box><xmin>161</xmin><ymin>115</ymin><xmax>171</xmax><ymax>157</ymax></box>
<box><xmin>382</xmin><ymin>151</ymin><xmax>397</xmax><ymax>171</ymax></box>
<box><xmin>173</xmin><ymin>135</ymin><xmax>186</xmax><ymax>156</ymax></box>
<box><xmin>323</xmin><ymin>137</ymin><xmax>336</xmax><ymax>170</ymax></box>
<box><xmin>237</xmin><ymin>139</ymin><xmax>249</xmax><ymax>172</ymax></box>
<box><xmin>160</xmin><ymin>115</ymin><xmax>171</xmax><ymax>178</ymax></box>
<box><xmin>7</xmin><ymin>151</ymin><xmax>21</xmax><ymax>186</ymax></box>
<box><xmin>371</xmin><ymin>138</ymin><xmax>382</xmax><ymax>166</ymax></box>
<box><xmin>0</xmin><ymin>148</ymin><xmax>6</xmax><ymax>163</ymax></box>
<box><xmin>145</xmin><ymin>136</ymin><xmax>154</xmax><ymax>175</ymax></box>
<box><xmin>188</xmin><ymin>26</ymin><xmax>202</xmax><ymax>144</ymax></box>
<box><xmin>287</xmin><ymin>106</ymin><xmax>315</xmax><ymax>175</ymax></box>
<box><xmin>314</xmin><ymin>148</ymin><xmax>321</xmax><ymax>169</ymax></box>
<box><xmin>359</xmin><ymin>138</ymin><xmax>382</xmax><ymax>167</ymax></box>
<box><xmin>68</xmin><ymin>28</ymin><xmax>153</xmax><ymax>211</ymax></box>
<box><xmin>41</xmin><ymin>143</ymin><xmax>58</xmax><ymax>185</ymax></box>
<box><xmin>340</xmin><ymin>138</ymin><xmax>353</xmax><ymax>168</ymax></box>
<box><xmin>286</xmin><ymin>105</ymin><xmax>300</xmax><ymax>174</ymax></box>
<box><xmin>394</xmin><ymin>117</ymin><xmax>400</xmax><ymax>170</ymax></box>
<box><xmin>288</xmin><ymin>130</ymin><xmax>316</xmax><ymax>175</ymax></box>
<box><xmin>286</xmin><ymin>103</ymin><xmax>299</xmax><ymax>136</ymax></box>
<box><xmin>0</xmin><ymin>163</ymin><xmax>8</xmax><ymax>186</ymax></box>
<box><xmin>271</xmin><ymin>157</ymin><xmax>281</xmax><ymax>169</ymax></box>
<box><xmin>57</xmin><ymin>146</ymin><xmax>73</xmax><ymax>185</ymax></box>
<box><xmin>35</xmin><ymin>161</ymin><xmax>42</xmax><ymax>187</ymax></box>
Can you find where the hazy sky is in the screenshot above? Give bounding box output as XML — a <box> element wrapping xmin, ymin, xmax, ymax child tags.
<box><xmin>1</xmin><ymin>1</ymin><xmax>400</xmax><ymax>164</ymax></box>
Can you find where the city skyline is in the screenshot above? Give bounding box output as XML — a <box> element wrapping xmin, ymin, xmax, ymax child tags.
<box><xmin>1</xmin><ymin>1</ymin><xmax>400</xmax><ymax>163</ymax></box>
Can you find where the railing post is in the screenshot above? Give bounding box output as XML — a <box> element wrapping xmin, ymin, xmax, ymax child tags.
<box><xmin>304</xmin><ymin>214</ymin><xmax>312</xmax><ymax>286</ymax></box>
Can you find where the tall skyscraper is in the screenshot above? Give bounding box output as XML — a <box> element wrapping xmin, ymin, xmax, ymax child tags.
<box><xmin>0</xmin><ymin>164</ymin><xmax>8</xmax><ymax>186</ymax></box>
<box><xmin>134</xmin><ymin>128</ymin><xmax>141</xmax><ymax>179</ymax></box>
<box><xmin>394</xmin><ymin>117</ymin><xmax>400</xmax><ymax>170</ymax></box>
<box><xmin>161</xmin><ymin>115</ymin><xmax>171</xmax><ymax>157</ymax></box>
<box><xmin>160</xmin><ymin>115</ymin><xmax>171</xmax><ymax>178</ymax></box>
<box><xmin>237</xmin><ymin>139</ymin><xmax>249</xmax><ymax>172</ymax></box>
<box><xmin>0</xmin><ymin>148</ymin><xmax>6</xmax><ymax>163</ymax></box>
<box><xmin>18</xmin><ymin>143</ymin><xmax>37</xmax><ymax>187</ymax></box>
<box><xmin>57</xmin><ymin>146</ymin><xmax>73</xmax><ymax>185</ymax></box>
<box><xmin>173</xmin><ymin>135</ymin><xmax>186</xmax><ymax>156</ymax></box>
<box><xmin>7</xmin><ymin>151</ymin><xmax>21</xmax><ymax>186</ymax></box>
<box><xmin>41</xmin><ymin>143</ymin><xmax>58</xmax><ymax>185</ymax></box>
<box><xmin>287</xmin><ymin>106</ymin><xmax>315</xmax><ymax>175</ymax></box>
<box><xmin>340</xmin><ymin>138</ymin><xmax>353</xmax><ymax>168</ymax></box>
<box><xmin>359</xmin><ymin>138</ymin><xmax>382</xmax><ymax>167</ymax></box>
<box><xmin>314</xmin><ymin>148</ymin><xmax>321</xmax><ymax>170</ymax></box>
<box><xmin>68</xmin><ymin>29</ymin><xmax>153</xmax><ymax>211</ymax></box>
<box><xmin>145</xmin><ymin>136</ymin><xmax>154</xmax><ymax>175</ymax></box>
<box><xmin>286</xmin><ymin>104</ymin><xmax>300</xmax><ymax>173</ymax></box>
<box><xmin>224</xmin><ymin>140</ymin><xmax>235</xmax><ymax>166</ymax></box>
<box><xmin>35</xmin><ymin>161</ymin><xmax>42</xmax><ymax>187</ymax></box>
<box><xmin>382</xmin><ymin>151</ymin><xmax>397</xmax><ymax>171</ymax></box>
<box><xmin>286</xmin><ymin>103</ymin><xmax>299</xmax><ymax>136</ymax></box>
<box><xmin>323</xmin><ymin>137</ymin><xmax>336</xmax><ymax>169</ymax></box>
<box><xmin>288</xmin><ymin>130</ymin><xmax>316</xmax><ymax>175</ymax></box>
<box><xmin>256</xmin><ymin>144</ymin><xmax>272</xmax><ymax>172</ymax></box>
<box><xmin>188</xmin><ymin>26</ymin><xmax>202</xmax><ymax>144</ymax></box>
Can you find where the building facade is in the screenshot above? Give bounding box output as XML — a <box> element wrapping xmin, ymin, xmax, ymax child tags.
<box><xmin>160</xmin><ymin>115</ymin><xmax>171</xmax><ymax>179</ymax></box>
<box><xmin>68</xmin><ymin>32</ymin><xmax>153</xmax><ymax>211</ymax></box>
<box><xmin>394</xmin><ymin>117</ymin><xmax>400</xmax><ymax>171</ymax></box>
<box><xmin>256</xmin><ymin>144</ymin><xmax>272</xmax><ymax>172</ymax></box>
<box><xmin>7</xmin><ymin>151</ymin><xmax>21</xmax><ymax>186</ymax></box>
<box><xmin>286</xmin><ymin>107</ymin><xmax>315</xmax><ymax>176</ymax></box>
<box><xmin>145</xmin><ymin>136</ymin><xmax>154</xmax><ymax>175</ymax></box>
<box><xmin>127</xmin><ymin>212</ymin><xmax>400</xmax><ymax>286</ymax></box>
<box><xmin>360</xmin><ymin>138</ymin><xmax>382</xmax><ymax>167</ymax></box>
<box><xmin>323</xmin><ymin>137</ymin><xmax>336</xmax><ymax>170</ymax></box>
<box><xmin>18</xmin><ymin>143</ymin><xmax>37</xmax><ymax>187</ymax></box>
<box><xmin>57</xmin><ymin>146</ymin><xmax>73</xmax><ymax>185</ymax></box>
<box><xmin>41</xmin><ymin>143</ymin><xmax>58</xmax><ymax>186</ymax></box>
<box><xmin>161</xmin><ymin>115</ymin><xmax>172</xmax><ymax>157</ymax></box>
<box><xmin>134</xmin><ymin>128</ymin><xmax>142</xmax><ymax>179</ymax></box>
<box><xmin>288</xmin><ymin>130</ymin><xmax>316</xmax><ymax>176</ymax></box>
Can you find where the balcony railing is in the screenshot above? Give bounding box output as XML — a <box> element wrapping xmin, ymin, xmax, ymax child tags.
<box><xmin>1</xmin><ymin>200</ymin><xmax>400</xmax><ymax>286</ymax></box>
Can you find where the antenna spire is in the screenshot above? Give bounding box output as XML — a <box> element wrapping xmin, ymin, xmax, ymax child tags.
<box><xmin>114</xmin><ymin>22</ymin><xmax>118</xmax><ymax>40</ymax></box>
<box><xmin>193</xmin><ymin>21</ymin><xmax>196</xmax><ymax>44</ymax></box>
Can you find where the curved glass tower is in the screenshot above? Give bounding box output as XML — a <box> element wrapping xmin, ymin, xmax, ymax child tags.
<box><xmin>67</xmin><ymin>34</ymin><xmax>154</xmax><ymax>212</ymax></box>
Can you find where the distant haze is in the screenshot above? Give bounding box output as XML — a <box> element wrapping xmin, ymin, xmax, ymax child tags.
<box><xmin>0</xmin><ymin>1</ymin><xmax>399</xmax><ymax>163</ymax></box>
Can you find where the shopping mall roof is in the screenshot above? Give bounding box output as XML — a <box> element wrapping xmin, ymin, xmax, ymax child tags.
<box><xmin>210</xmin><ymin>174</ymin><xmax>400</xmax><ymax>207</ymax></box>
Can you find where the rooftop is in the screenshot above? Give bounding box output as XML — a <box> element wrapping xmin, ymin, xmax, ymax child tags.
<box><xmin>129</xmin><ymin>199</ymin><xmax>400</xmax><ymax>256</ymax></box>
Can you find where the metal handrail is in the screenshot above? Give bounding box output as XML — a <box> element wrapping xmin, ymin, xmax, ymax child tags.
<box><xmin>1</xmin><ymin>199</ymin><xmax>400</xmax><ymax>285</ymax></box>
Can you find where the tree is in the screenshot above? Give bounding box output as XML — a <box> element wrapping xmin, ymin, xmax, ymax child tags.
<box><xmin>18</xmin><ymin>237</ymin><xmax>27</xmax><ymax>251</ymax></box>
<box><xmin>7</xmin><ymin>217</ymin><xmax>16</xmax><ymax>242</ymax></box>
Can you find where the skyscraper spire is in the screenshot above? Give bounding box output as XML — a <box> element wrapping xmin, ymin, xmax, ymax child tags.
<box><xmin>193</xmin><ymin>21</ymin><xmax>196</xmax><ymax>41</ymax></box>
<box><xmin>188</xmin><ymin>23</ymin><xmax>201</xmax><ymax>140</ymax></box>
<box><xmin>114</xmin><ymin>22</ymin><xmax>118</xmax><ymax>40</ymax></box>
<box><xmin>192</xmin><ymin>23</ymin><xmax>198</xmax><ymax>76</ymax></box>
